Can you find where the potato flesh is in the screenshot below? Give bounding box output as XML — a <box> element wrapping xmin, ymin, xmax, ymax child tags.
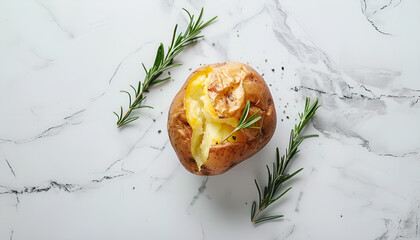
<box><xmin>185</xmin><ymin>67</ymin><xmax>238</xmax><ymax>170</ymax></box>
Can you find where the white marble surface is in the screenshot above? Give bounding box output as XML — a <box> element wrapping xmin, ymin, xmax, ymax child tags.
<box><xmin>1</xmin><ymin>0</ymin><xmax>420</xmax><ymax>239</ymax></box>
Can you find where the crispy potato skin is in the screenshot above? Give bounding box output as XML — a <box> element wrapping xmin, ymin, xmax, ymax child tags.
<box><xmin>167</xmin><ymin>62</ymin><xmax>276</xmax><ymax>175</ymax></box>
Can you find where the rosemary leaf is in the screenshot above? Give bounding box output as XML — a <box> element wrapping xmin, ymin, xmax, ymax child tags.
<box><xmin>254</xmin><ymin>215</ymin><xmax>284</xmax><ymax>224</ymax></box>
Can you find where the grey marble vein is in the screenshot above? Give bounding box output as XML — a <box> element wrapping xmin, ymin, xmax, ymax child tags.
<box><xmin>29</xmin><ymin>48</ymin><xmax>55</xmax><ymax>71</ymax></box>
<box><xmin>4</xmin><ymin>158</ymin><xmax>16</xmax><ymax>177</ymax></box>
<box><xmin>294</xmin><ymin>192</ymin><xmax>303</xmax><ymax>213</ymax></box>
<box><xmin>229</xmin><ymin>6</ymin><xmax>267</xmax><ymax>33</ymax></box>
<box><xmin>105</xmin><ymin>106</ymin><xmax>169</xmax><ymax>173</ymax></box>
<box><xmin>91</xmin><ymin>174</ymin><xmax>126</xmax><ymax>183</ymax></box>
<box><xmin>375</xmin><ymin>219</ymin><xmax>391</xmax><ymax>240</ymax></box>
<box><xmin>390</xmin><ymin>207</ymin><xmax>420</xmax><ymax>240</ymax></box>
<box><xmin>351</xmin><ymin>133</ymin><xmax>418</xmax><ymax>158</ymax></box>
<box><xmin>108</xmin><ymin>41</ymin><xmax>154</xmax><ymax>85</ymax></box>
<box><xmin>1</xmin><ymin>90</ymin><xmax>108</xmax><ymax>145</ymax></box>
<box><xmin>311</xmin><ymin>118</ymin><xmax>419</xmax><ymax>158</ymax></box>
<box><xmin>0</xmin><ymin>181</ymin><xmax>81</xmax><ymax>195</ymax></box>
<box><xmin>299</xmin><ymin>85</ymin><xmax>420</xmax><ymax>102</ymax></box>
<box><xmin>361</xmin><ymin>1</ymin><xmax>392</xmax><ymax>35</ymax></box>
<box><xmin>33</xmin><ymin>0</ymin><xmax>74</xmax><ymax>38</ymax></box>
<box><xmin>200</xmin><ymin>222</ymin><xmax>206</xmax><ymax>240</ymax></box>
<box><xmin>0</xmin><ymin>109</ymin><xmax>85</xmax><ymax>145</ymax></box>
<box><xmin>0</xmin><ymin>172</ymin><xmax>127</xmax><ymax>196</ymax></box>
<box><xmin>188</xmin><ymin>177</ymin><xmax>209</xmax><ymax>208</ymax></box>
<box><xmin>202</xmin><ymin>5</ymin><xmax>268</xmax><ymax>63</ymax></box>
<box><xmin>149</xmin><ymin>176</ymin><xmax>169</xmax><ymax>191</ymax></box>
<box><xmin>361</xmin><ymin>0</ymin><xmax>404</xmax><ymax>36</ymax></box>
<box><xmin>13</xmin><ymin>194</ymin><xmax>20</xmax><ymax>209</ymax></box>
<box><xmin>271</xmin><ymin>0</ymin><xmax>338</xmax><ymax>73</ymax></box>
<box><xmin>285</xmin><ymin>225</ymin><xmax>295</xmax><ymax>239</ymax></box>
<box><xmin>149</xmin><ymin>160</ymin><xmax>178</xmax><ymax>192</ymax></box>
<box><xmin>339</xmin><ymin>167</ymin><xmax>407</xmax><ymax>201</ymax></box>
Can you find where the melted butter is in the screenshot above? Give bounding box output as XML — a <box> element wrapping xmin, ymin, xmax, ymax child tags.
<box><xmin>185</xmin><ymin>67</ymin><xmax>240</xmax><ymax>170</ymax></box>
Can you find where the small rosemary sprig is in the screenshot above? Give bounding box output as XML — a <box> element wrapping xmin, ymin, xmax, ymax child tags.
<box><xmin>251</xmin><ymin>98</ymin><xmax>320</xmax><ymax>224</ymax></box>
<box><xmin>114</xmin><ymin>8</ymin><xmax>217</xmax><ymax>128</ymax></box>
<box><xmin>220</xmin><ymin>101</ymin><xmax>261</xmax><ymax>143</ymax></box>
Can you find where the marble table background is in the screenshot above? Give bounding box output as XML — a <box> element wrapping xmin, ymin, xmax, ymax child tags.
<box><xmin>1</xmin><ymin>0</ymin><xmax>420</xmax><ymax>239</ymax></box>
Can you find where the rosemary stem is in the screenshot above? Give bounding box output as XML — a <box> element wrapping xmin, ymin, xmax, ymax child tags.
<box><xmin>251</xmin><ymin>205</ymin><xmax>265</xmax><ymax>223</ymax></box>
<box><xmin>117</xmin><ymin>40</ymin><xmax>177</xmax><ymax>128</ymax></box>
<box><xmin>114</xmin><ymin>8</ymin><xmax>217</xmax><ymax>128</ymax></box>
<box><xmin>117</xmin><ymin>85</ymin><xmax>146</xmax><ymax>128</ymax></box>
<box><xmin>117</xmin><ymin>25</ymin><xmax>196</xmax><ymax>128</ymax></box>
<box><xmin>250</xmin><ymin>98</ymin><xmax>320</xmax><ymax>224</ymax></box>
<box><xmin>220</xmin><ymin>129</ymin><xmax>236</xmax><ymax>144</ymax></box>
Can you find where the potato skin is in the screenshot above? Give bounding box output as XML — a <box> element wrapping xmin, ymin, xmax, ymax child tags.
<box><xmin>167</xmin><ymin>62</ymin><xmax>276</xmax><ymax>175</ymax></box>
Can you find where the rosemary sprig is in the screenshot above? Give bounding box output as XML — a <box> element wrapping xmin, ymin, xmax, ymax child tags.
<box><xmin>251</xmin><ymin>98</ymin><xmax>320</xmax><ymax>224</ymax></box>
<box><xmin>114</xmin><ymin>8</ymin><xmax>217</xmax><ymax>128</ymax></box>
<box><xmin>220</xmin><ymin>101</ymin><xmax>261</xmax><ymax>143</ymax></box>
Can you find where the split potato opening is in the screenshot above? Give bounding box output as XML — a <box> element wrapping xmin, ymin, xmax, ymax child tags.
<box><xmin>185</xmin><ymin>66</ymin><xmax>246</xmax><ymax>170</ymax></box>
<box><xmin>168</xmin><ymin>62</ymin><xmax>276</xmax><ymax>175</ymax></box>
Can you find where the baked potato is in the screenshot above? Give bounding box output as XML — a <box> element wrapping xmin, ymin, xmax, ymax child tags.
<box><xmin>168</xmin><ymin>62</ymin><xmax>276</xmax><ymax>175</ymax></box>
